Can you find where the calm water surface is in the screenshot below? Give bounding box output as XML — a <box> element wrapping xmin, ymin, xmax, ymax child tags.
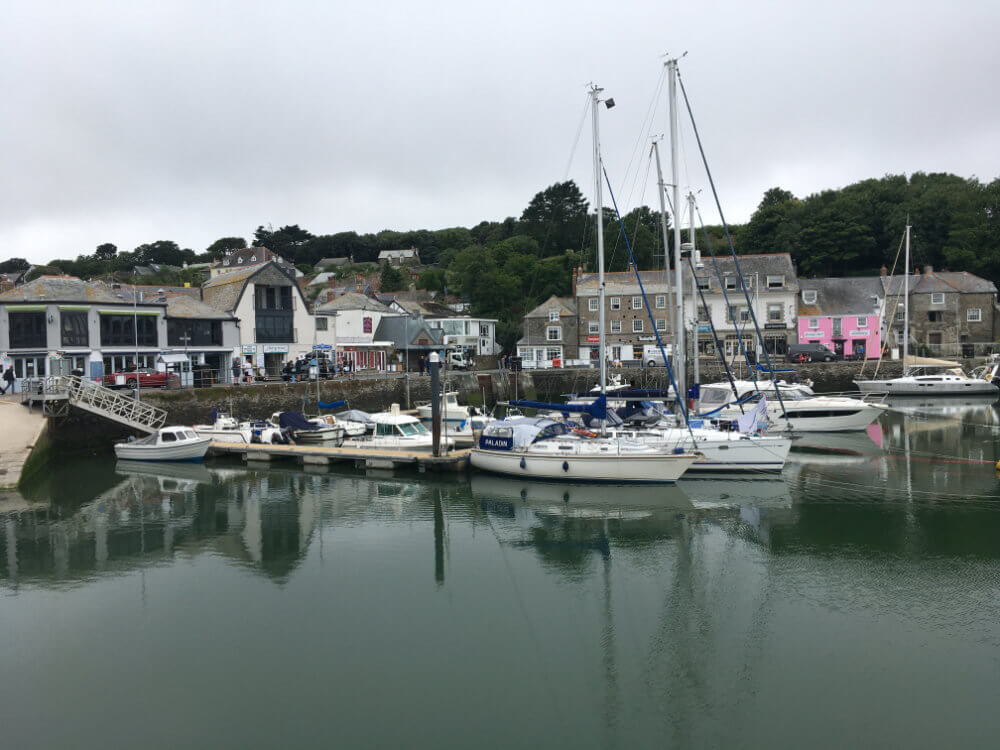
<box><xmin>2</xmin><ymin>401</ymin><xmax>1000</xmax><ymax>748</ymax></box>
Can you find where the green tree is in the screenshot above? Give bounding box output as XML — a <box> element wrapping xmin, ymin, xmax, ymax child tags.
<box><xmin>95</xmin><ymin>243</ymin><xmax>118</xmax><ymax>261</ymax></box>
<box><xmin>0</xmin><ymin>257</ymin><xmax>30</xmax><ymax>273</ymax></box>
<box><xmin>520</xmin><ymin>181</ymin><xmax>589</xmax><ymax>256</ymax></box>
<box><xmin>205</xmin><ymin>237</ymin><xmax>246</xmax><ymax>259</ymax></box>
<box><xmin>379</xmin><ymin>263</ymin><xmax>405</xmax><ymax>292</ymax></box>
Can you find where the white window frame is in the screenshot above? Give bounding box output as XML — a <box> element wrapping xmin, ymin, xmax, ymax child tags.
<box><xmin>588</xmin><ymin>321</ymin><xmax>599</xmax><ymax>334</ymax></box>
<box><xmin>546</xmin><ymin>347</ymin><xmax>562</xmax><ymax>361</ymax></box>
<box><xmin>802</xmin><ymin>290</ymin><xmax>817</xmax><ymax>304</ymax></box>
<box><xmin>739</xmin><ymin>307</ymin><xmax>750</xmax><ymax>323</ymax></box>
<box><xmin>632</xmin><ymin>319</ymin><xmax>644</xmax><ymax>333</ymax></box>
<box><xmin>655</xmin><ymin>318</ymin><xmax>667</xmax><ymax>331</ymax></box>
<box><xmin>768</xmin><ymin>304</ymin><xmax>782</xmax><ymax>322</ymax></box>
<box><xmin>654</xmin><ymin>295</ymin><xmax>666</xmax><ymax>309</ymax></box>
<box><xmin>968</xmin><ymin>308</ymin><xmax>982</xmax><ymax>322</ymax></box>
<box><xmin>856</xmin><ymin>316</ymin><xmax>867</xmax><ymax>327</ymax></box>
<box><xmin>808</xmin><ymin>318</ymin><xmax>819</xmax><ymax>329</ymax></box>
<box><xmin>895</xmin><ymin>310</ymin><xmax>905</xmax><ymax>322</ymax></box>
<box><xmin>631</xmin><ymin>296</ymin><xmax>643</xmax><ymax>310</ymax></box>
<box><xmin>610</xmin><ymin>320</ymin><xmax>621</xmax><ymax>333</ymax></box>
<box><xmin>724</xmin><ymin>276</ymin><xmax>737</xmax><ymax>290</ymax></box>
<box><xmin>588</xmin><ymin>297</ymin><xmax>598</xmax><ymax>312</ymax></box>
<box><xmin>546</xmin><ymin>326</ymin><xmax>561</xmax><ymax>341</ymax></box>
<box><xmin>697</xmin><ymin>278</ymin><xmax>710</xmax><ymax>290</ymax></box>
<box><xmin>610</xmin><ymin>297</ymin><xmax>621</xmax><ymax>310</ymax></box>
<box><xmin>766</xmin><ymin>275</ymin><xmax>784</xmax><ymax>289</ymax></box>
<box><xmin>931</xmin><ymin>292</ymin><xmax>945</xmax><ymax>305</ymax></box>
<box><xmin>548</xmin><ymin>310</ymin><xmax>560</xmax><ymax>322</ymax></box>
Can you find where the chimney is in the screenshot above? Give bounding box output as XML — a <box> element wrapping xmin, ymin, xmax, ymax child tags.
<box><xmin>327</xmin><ymin>276</ymin><xmax>336</xmax><ymax>288</ymax></box>
<box><xmin>880</xmin><ymin>265</ymin><xmax>887</xmax><ymax>277</ymax></box>
<box><xmin>924</xmin><ymin>265</ymin><xmax>933</xmax><ymax>275</ymax></box>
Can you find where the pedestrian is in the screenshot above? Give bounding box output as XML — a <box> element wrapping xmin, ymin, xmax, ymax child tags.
<box><xmin>417</xmin><ymin>354</ymin><xmax>424</xmax><ymax>374</ymax></box>
<box><xmin>2</xmin><ymin>365</ymin><xmax>14</xmax><ymax>395</ymax></box>
<box><xmin>232</xmin><ymin>359</ymin><xmax>241</xmax><ymax>385</ymax></box>
<box><xmin>243</xmin><ymin>359</ymin><xmax>252</xmax><ymax>384</ymax></box>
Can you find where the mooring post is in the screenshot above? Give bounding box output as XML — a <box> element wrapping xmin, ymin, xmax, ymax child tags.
<box><xmin>429</xmin><ymin>351</ymin><xmax>441</xmax><ymax>457</ymax></box>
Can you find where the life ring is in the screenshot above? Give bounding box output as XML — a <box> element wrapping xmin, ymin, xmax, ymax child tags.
<box><xmin>572</xmin><ymin>428</ymin><xmax>597</xmax><ymax>438</ymax></box>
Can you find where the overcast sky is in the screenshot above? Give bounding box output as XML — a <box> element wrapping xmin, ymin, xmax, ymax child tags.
<box><xmin>2</xmin><ymin>0</ymin><xmax>998</xmax><ymax>265</ymax></box>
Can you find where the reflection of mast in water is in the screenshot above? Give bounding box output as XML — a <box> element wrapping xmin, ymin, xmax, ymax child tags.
<box><xmin>5</xmin><ymin>518</ymin><xmax>17</xmax><ymax>590</ymax></box>
<box><xmin>433</xmin><ymin>489</ymin><xmax>445</xmax><ymax>586</ymax></box>
<box><xmin>599</xmin><ymin>526</ymin><xmax>619</xmax><ymax>749</ymax></box>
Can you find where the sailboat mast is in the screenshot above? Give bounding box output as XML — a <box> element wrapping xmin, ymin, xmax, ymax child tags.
<box><xmin>591</xmin><ymin>84</ymin><xmax>607</xmax><ymax>395</ymax></box>
<box><xmin>652</xmin><ymin>140</ymin><xmax>676</xmax><ymax>371</ymax></box>
<box><xmin>903</xmin><ymin>221</ymin><xmax>910</xmax><ymax>371</ymax></box>
<box><xmin>667</xmin><ymin>58</ymin><xmax>685</xmax><ymax>401</ymax></box>
<box><xmin>688</xmin><ymin>192</ymin><xmax>699</xmax><ymax>387</ymax></box>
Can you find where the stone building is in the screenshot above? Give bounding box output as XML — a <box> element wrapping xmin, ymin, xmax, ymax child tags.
<box><xmin>517</xmin><ymin>296</ymin><xmax>578</xmax><ymax>366</ymax></box>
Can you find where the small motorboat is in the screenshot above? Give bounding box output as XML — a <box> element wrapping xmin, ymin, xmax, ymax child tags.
<box><xmin>344</xmin><ymin>404</ymin><xmax>454</xmax><ymax>450</ymax></box>
<box><xmin>415</xmin><ymin>391</ymin><xmax>478</xmax><ymax>422</ymax></box>
<box><xmin>193</xmin><ymin>413</ymin><xmax>252</xmax><ymax>444</ymax></box>
<box><xmin>310</xmin><ymin>413</ymin><xmax>369</xmax><ymax>438</ymax></box>
<box><xmin>114</xmin><ymin>426</ymin><xmax>212</xmax><ymax>462</ymax></box>
<box><xmin>271</xmin><ymin>411</ymin><xmax>344</xmax><ymax>444</ymax></box>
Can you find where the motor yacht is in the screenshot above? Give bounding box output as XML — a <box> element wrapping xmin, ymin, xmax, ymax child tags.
<box><xmin>855</xmin><ymin>357</ymin><xmax>999</xmax><ymax>396</ymax></box>
<box><xmin>344</xmin><ymin>404</ymin><xmax>454</xmax><ymax>450</ymax></box>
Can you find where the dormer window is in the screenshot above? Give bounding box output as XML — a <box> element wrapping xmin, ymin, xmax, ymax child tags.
<box><xmin>223</xmin><ymin>259</ymin><xmax>230</xmax><ymax>266</ymax></box>
<box><xmin>250</xmin><ymin>255</ymin><xmax>257</xmax><ymax>262</ymax></box>
<box><xmin>548</xmin><ymin>310</ymin><xmax>559</xmax><ymax>322</ymax></box>
<box><xmin>802</xmin><ymin>290</ymin><xmax>817</xmax><ymax>304</ymax></box>
<box><xmin>237</xmin><ymin>257</ymin><xmax>244</xmax><ymax>264</ymax></box>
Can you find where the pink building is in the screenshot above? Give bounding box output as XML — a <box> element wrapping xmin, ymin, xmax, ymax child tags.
<box><xmin>797</xmin><ymin>278</ymin><xmax>883</xmax><ymax>359</ymax></box>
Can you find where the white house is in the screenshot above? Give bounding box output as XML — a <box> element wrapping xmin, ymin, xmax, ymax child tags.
<box><xmin>202</xmin><ymin>261</ymin><xmax>313</xmax><ymax>377</ymax></box>
<box><xmin>388</xmin><ymin>299</ymin><xmax>498</xmax><ymax>356</ymax></box>
<box><xmin>312</xmin><ymin>292</ymin><xmax>398</xmax><ymax>371</ymax></box>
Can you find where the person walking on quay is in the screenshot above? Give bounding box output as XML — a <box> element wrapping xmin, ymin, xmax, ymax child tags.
<box><xmin>2</xmin><ymin>366</ymin><xmax>15</xmax><ymax>395</ymax></box>
<box><xmin>232</xmin><ymin>358</ymin><xmax>241</xmax><ymax>385</ymax></box>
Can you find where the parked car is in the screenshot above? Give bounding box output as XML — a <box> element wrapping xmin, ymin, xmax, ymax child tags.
<box><xmin>103</xmin><ymin>368</ymin><xmax>179</xmax><ymax>389</ymax></box>
<box><xmin>786</xmin><ymin>343</ymin><xmax>838</xmax><ymax>363</ymax></box>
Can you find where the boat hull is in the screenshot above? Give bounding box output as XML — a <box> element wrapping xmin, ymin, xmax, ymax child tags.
<box><xmin>194</xmin><ymin>427</ymin><xmax>252</xmax><ymax>444</ymax></box>
<box><xmin>470</xmin><ymin>448</ymin><xmax>697</xmax><ymax>483</ymax></box>
<box><xmin>114</xmin><ymin>438</ymin><xmax>211</xmax><ymax>462</ymax></box>
<box><xmin>855</xmin><ymin>379</ymin><xmax>998</xmax><ymax>396</ymax></box>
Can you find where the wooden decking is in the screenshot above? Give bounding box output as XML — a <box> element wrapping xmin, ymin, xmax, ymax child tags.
<box><xmin>209</xmin><ymin>440</ymin><xmax>471</xmax><ymax>472</ymax></box>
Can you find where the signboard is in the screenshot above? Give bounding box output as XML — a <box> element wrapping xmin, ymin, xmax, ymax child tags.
<box><xmin>697</xmin><ymin>325</ymin><xmax>712</xmax><ymax>333</ymax></box>
<box><xmin>801</xmin><ymin>331</ymin><xmax>825</xmax><ymax>340</ymax></box>
<box><xmin>764</xmin><ymin>323</ymin><xmax>786</xmax><ymax>330</ymax></box>
<box><xmin>586</xmin><ymin>335</ymin><xmax>600</xmax><ymax>343</ymax></box>
<box><xmin>638</xmin><ymin>336</ymin><xmax>656</xmax><ymax>342</ymax></box>
<box><xmin>363</xmin><ymin>316</ymin><xmax>373</xmax><ymax>334</ymax></box>
<box><xmin>848</xmin><ymin>329</ymin><xmax>870</xmax><ymax>337</ymax></box>
<box><xmin>262</xmin><ymin>344</ymin><xmax>289</xmax><ymax>354</ymax></box>
<box><xmin>241</xmin><ymin>345</ymin><xmax>257</xmax><ymax>354</ymax></box>
<box><xmin>312</xmin><ymin>344</ymin><xmax>332</xmax><ymax>350</ymax></box>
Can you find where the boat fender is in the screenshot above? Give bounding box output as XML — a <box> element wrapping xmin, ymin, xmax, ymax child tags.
<box><xmin>562</xmin><ymin>461</ymin><xmax>569</xmax><ymax>472</ymax></box>
<box><xmin>673</xmin><ymin>447</ymin><xmax>684</xmax><ymax>455</ymax></box>
<box><xmin>519</xmin><ymin>457</ymin><xmax>526</xmax><ymax>470</ymax></box>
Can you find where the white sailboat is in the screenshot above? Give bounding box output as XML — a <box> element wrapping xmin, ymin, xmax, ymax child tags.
<box><xmin>855</xmin><ymin>223</ymin><xmax>997</xmax><ymax>397</ymax></box>
<box><xmin>471</xmin><ymin>82</ymin><xmax>699</xmax><ymax>484</ymax></box>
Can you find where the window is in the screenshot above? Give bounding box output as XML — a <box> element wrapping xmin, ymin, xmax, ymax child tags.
<box><xmin>588</xmin><ymin>297</ymin><xmax>598</xmax><ymax>312</ymax></box>
<box><xmin>631</xmin><ymin>296</ymin><xmax>642</xmax><ymax>310</ymax></box>
<box><xmin>766</xmin><ymin>275</ymin><xmax>784</xmax><ymax>289</ymax></box>
<box><xmin>931</xmin><ymin>292</ymin><xmax>945</xmax><ymax>305</ymax></box>
<box><xmin>315</xmin><ymin>317</ymin><xmax>328</xmax><ymax>331</ymax></box>
<box><xmin>548</xmin><ymin>310</ymin><xmax>559</xmax><ymax>322</ymax></box>
<box><xmin>743</xmin><ymin>276</ymin><xmax>753</xmax><ymax>289</ymax></box>
<box><xmin>588</xmin><ymin>321</ymin><xmax>599</xmax><ymax>334</ymax></box>
<box><xmin>60</xmin><ymin>311</ymin><xmax>89</xmax><ymax>347</ymax></box>
<box><xmin>927</xmin><ymin>311</ymin><xmax>942</xmax><ymax>323</ymax></box>
<box><xmin>518</xmin><ymin>347</ymin><xmax>534</xmax><ymax>361</ymax></box>
<box><xmin>724</xmin><ymin>276</ymin><xmax>736</xmax><ymax>290</ymax></box>
<box><xmin>655</xmin><ymin>318</ymin><xmax>667</xmax><ymax>331</ymax></box>
<box><xmin>768</xmin><ymin>305</ymin><xmax>782</xmax><ymax>322</ymax></box>
<box><xmin>255</xmin><ymin>314</ymin><xmax>295</xmax><ymax>343</ymax></box>
<box><xmin>895</xmin><ymin>310</ymin><xmax>905</xmax><ymax>322</ymax></box>
<box><xmin>480</xmin><ymin>324</ymin><xmax>490</xmax><ymax>336</ymax></box>
<box><xmin>168</xmin><ymin>319</ymin><xmax>222</xmax><ymax>347</ymax></box>
<box><xmin>8</xmin><ymin>312</ymin><xmax>47</xmax><ymax>349</ymax></box>
<box><xmin>654</xmin><ymin>295</ymin><xmax>666</xmax><ymax>309</ymax></box>
<box><xmin>697</xmin><ymin>278</ymin><xmax>710</xmax><ymax>290</ymax></box>
<box><xmin>610</xmin><ymin>297</ymin><xmax>621</xmax><ymax>310</ymax></box>
<box><xmin>610</xmin><ymin>320</ymin><xmax>621</xmax><ymax>333</ymax></box>
<box><xmin>739</xmin><ymin>307</ymin><xmax>750</xmax><ymax>323</ymax></box>
<box><xmin>857</xmin><ymin>317</ymin><xmax>867</xmax><ymax>327</ymax></box>
<box><xmin>546</xmin><ymin>326</ymin><xmax>561</xmax><ymax>341</ymax></box>
<box><xmin>161</xmin><ymin>431</ymin><xmax>177</xmax><ymax>442</ymax></box>
<box><xmin>546</xmin><ymin>347</ymin><xmax>562</xmax><ymax>361</ymax></box>
<box><xmin>100</xmin><ymin>314</ymin><xmax>157</xmax><ymax>347</ymax></box>
<box><xmin>698</xmin><ymin>304</ymin><xmax>711</xmax><ymax>323</ymax></box>
<box><xmin>928</xmin><ymin>332</ymin><xmax>943</xmax><ymax>346</ymax></box>
<box><xmin>808</xmin><ymin>318</ymin><xmax>819</xmax><ymax>329</ymax></box>
<box><xmin>968</xmin><ymin>308</ymin><xmax>982</xmax><ymax>322</ymax></box>
<box><xmin>833</xmin><ymin>318</ymin><xmax>842</xmax><ymax>337</ymax></box>
<box><xmin>802</xmin><ymin>290</ymin><xmax>817</xmax><ymax>304</ymax></box>
<box><xmin>632</xmin><ymin>319</ymin><xmax>643</xmax><ymax>333</ymax></box>
<box><xmin>894</xmin><ymin>330</ymin><xmax>904</xmax><ymax>344</ymax></box>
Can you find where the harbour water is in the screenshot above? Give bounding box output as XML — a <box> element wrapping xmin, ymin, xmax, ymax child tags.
<box><xmin>2</xmin><ymin>401</ymin><xmax>1000</xmax><ymax>748</ymax></box>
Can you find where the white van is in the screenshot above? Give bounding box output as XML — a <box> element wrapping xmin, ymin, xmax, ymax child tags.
<box><xmin>642</xmin><ymin>344</ymin><xmax>674</xmax><ymax>366</ymax></box>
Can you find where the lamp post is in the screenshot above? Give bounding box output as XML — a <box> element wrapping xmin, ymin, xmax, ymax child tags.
<box><xmin>133</xmin><ymin>284</ymin><xmax>140</xmax><ymax>402</ymax></box>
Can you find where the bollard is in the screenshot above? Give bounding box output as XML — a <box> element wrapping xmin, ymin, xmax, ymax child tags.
<box><xmin>429</xmin><ymin>352</ymin><xmax>441</xmax><ymax>457</ymax></box>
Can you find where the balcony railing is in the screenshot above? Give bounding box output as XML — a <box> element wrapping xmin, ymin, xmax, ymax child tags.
<box><xmin>255</xmin><ymin>328</ymin><xmax>297</xmax><ymax>344</ymax></box>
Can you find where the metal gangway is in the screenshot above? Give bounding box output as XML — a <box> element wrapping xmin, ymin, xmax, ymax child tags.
<box><xmin>22</xmin><ymin>375</ymin><xmax>167</xmax><ymax>434</ymax></box>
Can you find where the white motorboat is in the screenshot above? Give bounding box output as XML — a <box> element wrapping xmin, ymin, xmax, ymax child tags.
<box><xmin>698</xmin><ymin>380</ymin><xmax>886</xmax><ymax>432</ymax></box>
<box><xmin>193</xmin><ymin>413</ymin><xmax>252</xmax><ymax>444</ymax></box>
<box><xmin>471</xmin><ymin>416</ymin><xmax>699</xmax><ymax>483</ymax></box>
<box><xmin>415</xmin><ymin>391</ymin><xmax>478</xmax><ymax>422</ymax></box>
<box><xmin>344</xmin><ymin>404</ymin><xmax>454</xmax><ymax>450</ymax></box>
<box><xmin>614</xmin><ymin>423</ymin><xmax>791</xmax><ymax>472</ymax></box>
<box><xmin>114</xmin><ymin>426</ymin><xmax>211</xmax><ymax>462</ymax></box>
<box><xmin>309</xmin><ymin>413</ymin><xmax>369</xmax><ymax>438</ymax></box>
<box><xmin>855</xmin><ymin>357</ymin><xmax>998</xmax><ymax>396</ymax></box>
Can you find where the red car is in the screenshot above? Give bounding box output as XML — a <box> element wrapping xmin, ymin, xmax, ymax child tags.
<box><xmin>102</xmin><ymin>368</ymin><xmax>179</xmax><ymax>389</ymax></box>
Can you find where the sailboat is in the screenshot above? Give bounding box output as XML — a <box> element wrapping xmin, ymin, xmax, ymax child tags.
<box><xmin>854</xmin><ymin>223</ymin><xmax>997</xmax><ymax>397</ymax></box>
<box><xmin>470</xmin><ymin>83</ymin><xmax>699</xmax><ymax>483</ymax></box>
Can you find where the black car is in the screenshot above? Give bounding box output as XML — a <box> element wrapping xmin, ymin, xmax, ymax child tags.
<box><xmin>787</xmin><ymin>343</ymin><xmax>838</xmax><ymax>362</ymax></box>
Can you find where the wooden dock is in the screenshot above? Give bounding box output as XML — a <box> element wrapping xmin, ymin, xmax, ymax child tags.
<box><xmin>209</xmin><ymin>440</ymin><xmax>472</xmax><ymax>472</ymax></box>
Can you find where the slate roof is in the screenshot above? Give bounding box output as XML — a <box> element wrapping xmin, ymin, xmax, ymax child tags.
<box><xmin>0</xmin><ymin>276</ymin><xmax>161</xmax><ymax>305</ymax></box>
<box><xmin>378</xmin><ymin>248</ymin><xmax>420</xmax><ymax>261</ymax></box>
<box><xmin>202</xmin><ymin>262</ymin><xmax>296</xmax><ymax>312</ymax></box>
<box><xmin>576</xmin><ymin>270</ymin><xmax>671</xmax><ymax>295</ymax></box>
<box><xmin>314</xmin><ymin>292</ymin><xmax>391</xmax><ymax>313</ymax></box>
<box><xmin>797</xmin><ymin>277</ymin><xmax>883</xmax><ymax>316</ymax></box>
<box><xmin>165</xmin><ymin>295</ymin><xmax>235</xmax><ymax>320</ymax></box>
<box><xmin>525</xmin><ymin>295</ymin><xmax>576</xmax><ymax>319</ymax></box>
<box><xmin>683</xmin><ymin>252</ymin><xmax>799</xmax><ymax>289</ymax></box>
<box><xmin>316</xmin><ymin>257</ymin><xmax>351</xmax><ymax>270</ymax></box>
<box><xmin>374</xmin><ymin>315</ymin><xmax>444</xmax><ymax>347</ymax></box>
<box><xmin>375</xmin><ymin>290</ymin><xmax>438</xmax><ymax>304</ymax></box>
<box><xmin>880</xmin><ymin>270</ymin><xmax>997</xmax><ymax>297</ymax></box>
<box><xmin>308</xmin><ymin>272</ymin><xmax>336</xmax><ymax>286</ymax></box>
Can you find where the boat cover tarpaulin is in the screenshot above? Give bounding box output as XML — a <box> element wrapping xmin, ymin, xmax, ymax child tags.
<box><xmin>278</xmin><ymin>411</ymin><xmax>319</xmax><ymax>431</ymax></box>
<box><xmin>318</xmin><ymin>400</ymin><xmax>347</xmax><ymax>410</ymax></box>
<box><xmin>337</xmin><ymin>409</ymin><xmax>374</xmax><ymax>424</ymax></box>
<box><xmin>510</xmin><ymin>394</ymin><xmax>607</xmax><ymax>420</ymax></box>
<box><xmin>904</xmin><ymin>355</ymin><xmax>961</xmax><ymax>368</ymax></box>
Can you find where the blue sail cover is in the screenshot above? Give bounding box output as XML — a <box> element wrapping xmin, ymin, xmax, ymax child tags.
<box><xmin>318</xmin><ymin>400</ymin><xmax>347</xmax><ymax>410</ymax></box>
<box><xmin>510</xmin><ymin>394</ymin><xmax>607</xmax><ymax>420</ymax></box>
<box><xmin>277</xmin><ymin>411</ymin><xmax>318</xmax><ymax>431</ymax></box>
